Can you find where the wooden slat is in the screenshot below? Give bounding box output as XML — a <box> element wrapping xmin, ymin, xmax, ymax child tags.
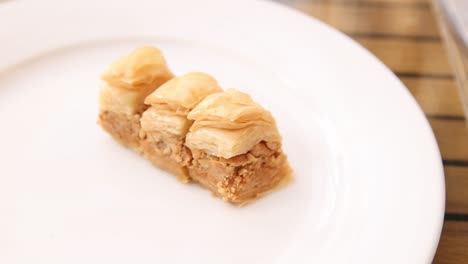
<box><xmin>354</xmin><ymin>38</ymin><xmax>452</xmax><ymax>75</ymax></box>
<box><xmin>294</xmin><ymin>2</ymin><xmax>439</xmax><ymax>37</ymax></box>
<box><xmin>430</xmin><ymin>119</ymin><xmax>468</xmax><ymax>161</ymax></box>
<box><xmin>445</xmin><ymin>166</ymin><xmax>468</xmax><ymax>214</ymax></box>
<box><xmin>433</xmin><ymin>221</ymin><xmax>468</xmax><ymax>264</ymax></box>
<box><xmin>402</xmin><ymin>78</ymin><xmax>465</xmax><ymax>116</ymax></box>
<box><xmin>350</xmin><ymin>0</ymin><xmax>429</xmax><ymax>4</ymax></box>
<box><xmin>277</xmin><ymin>0</ymin><xmax>430</xmax><ymax>4</ymax></box>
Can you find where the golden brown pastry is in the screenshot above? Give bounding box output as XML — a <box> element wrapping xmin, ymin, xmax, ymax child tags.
<box><xmin>98</xmin><ymin>46</ymin><xmax>174</xmax><ymax>151</ymax></box>
<box><xmin>140</xmin><ymin>72</ymin><xmax>222</xmax><ymax>181</ymax></box>
<box><xmin>185</xmin><ymin>89</ymin><xmax>290</xmax><ymax>203</ymax></box>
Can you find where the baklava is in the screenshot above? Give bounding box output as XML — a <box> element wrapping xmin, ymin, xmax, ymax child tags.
<box><xmin>140</xmin><ymin>72</ymin><xmax>222</xmax><ymax>181</ymax></box>
<box><xmin>98</xmin><ymin>46</ymin><xmax>174</xmax><ymax>151</ymax></box>
<box><xmin>185</xmin><ymin>89</ymin><xmax>289</xmax><ymax>203</ymax></box>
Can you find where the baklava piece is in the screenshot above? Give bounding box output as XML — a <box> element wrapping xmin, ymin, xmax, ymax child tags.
<box><xmin>98</xmin><ymin>47</ymin><xmax>174</xmax><ymax>151</ymax></box>
<box><xmin>185</xmin><ymin>89</ymin><xmax>290</xmax><ymax>203</ymax></box>
<box><xmin>140</xmin><ymin>72</ymin><xmax>222</xmax><ymax>181</ymax></box>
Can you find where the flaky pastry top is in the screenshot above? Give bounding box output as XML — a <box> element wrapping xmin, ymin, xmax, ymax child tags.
<box><xmin>186</xmin><ymin>89</ymin><xmax>281</xmax><ymax>158</ymax></box>
<box><xmin>145</xmin><ymin>72</ymin><xmax>222</xmax><ymax>114</ymax></box>
<box><xmin>141</xmin><ymin>72</ymin><xmax>222</xmax><ymax>136</ymax></box>
<box><xmin>188</xmin><ymin>89</ymin><xmax>276</xmax><ymax>131</ymax></box>
<box><xmin>101</xmin><ymin>46</ymin><xmax>174</xmax><ymax>90</ymax></box>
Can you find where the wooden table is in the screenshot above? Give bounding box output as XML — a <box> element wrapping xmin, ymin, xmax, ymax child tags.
<box><xmin>274</xmin><ymin>0</ymin><xmax>468</xmax><ymax>263</ymax></box>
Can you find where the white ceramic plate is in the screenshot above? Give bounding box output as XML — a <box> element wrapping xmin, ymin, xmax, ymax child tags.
<box><xmin>0</xmin><ymin>0</ymin><xmax>445</xmax><ymax>263</ymax></box>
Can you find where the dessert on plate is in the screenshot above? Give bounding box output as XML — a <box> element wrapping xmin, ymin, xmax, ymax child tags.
<box><xmin>98</xmin><ymin>46</ymin><xmax>291</xmax><ymax>204</ymax></box>
<box><xmin>140</xmin><ymin>72</ymin><xmax>222</xmax><ymax>181</ymax></box>
<box><xmin>98</xmin><ymin>46</ymin><xmax>174</xmax><ymax>151</ymax></box>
